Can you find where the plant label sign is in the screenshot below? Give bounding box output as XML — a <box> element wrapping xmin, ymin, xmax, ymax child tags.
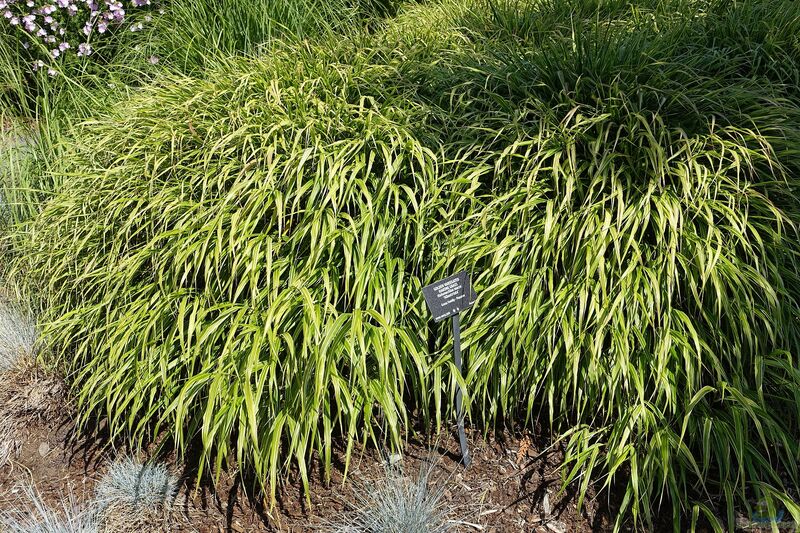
<box><xmin>422</xmin><ymin>271</ymin><xmax>477</xmax><ymax>322</ymax></box>
<box><xmin>422</xmin><ymin>270</ymin><xmax>477</xmax><ymax>466</ymax></box>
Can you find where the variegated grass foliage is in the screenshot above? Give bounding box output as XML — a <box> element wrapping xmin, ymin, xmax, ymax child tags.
<box><xmin>10</xmin><ymin>0</ymin><xmax>800</xmax><ymax>529</ymax></box>
<box><xmin>19</xmin><ymin>46</ymin><xmax>440</xmax><ymax>499</ymax></box>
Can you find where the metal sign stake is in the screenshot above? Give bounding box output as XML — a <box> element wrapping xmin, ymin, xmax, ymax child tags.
<box><xmin>452</xmin><ymin>313</ymin><xmax>471</xmax><ymax>466</ymax></box>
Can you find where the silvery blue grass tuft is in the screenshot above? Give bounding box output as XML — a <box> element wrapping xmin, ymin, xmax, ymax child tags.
<box><xmin>0</xmin><ymin>299</ymin><xmax>37</xmax><ymax>372</ymax></box>
<box><xmin>0</xmin><ymin>484</ymin><xmax>99</xmax><ymax>533</ymax></box>
<box><xmin>333</xmin><ymin>460</ymin><xmax>455</xmax><ymax>533</ymax></box>
<box><xmin>94</xmin><ymin>457</ymin><xmax>178</xmax><ymax>513</ymax></box>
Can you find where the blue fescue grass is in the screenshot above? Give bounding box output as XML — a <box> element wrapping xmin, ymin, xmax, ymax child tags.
<box><xmin>332</xmin><ymin>457</ymin><xmax>458</xmax><ymax>533</ymax></box>
<box><xmin>0</xmin><ymin>297</ymin><xmax>37</xmax><ymax>372</ymax></box>
<box><xmin>94</xmin><ymin>457</ymin><xmax>178</xmax><ymax>515</ymax></box>
<box><xmin>0</xmin><ymin>484</ymin><xmax>98</xmax><ymax>533</ymax></box>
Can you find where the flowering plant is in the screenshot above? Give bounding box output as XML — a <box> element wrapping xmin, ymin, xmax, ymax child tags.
<box><xmin>1</xmin><ymin>0</ymin><xmax>160</xmax><ymax>74</ymax></box>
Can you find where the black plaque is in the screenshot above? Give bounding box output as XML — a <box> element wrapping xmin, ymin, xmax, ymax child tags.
<box><xmin>422</xmin><ymin>271</ymin><xmax>477</xmax><ymax>322</ymax></box>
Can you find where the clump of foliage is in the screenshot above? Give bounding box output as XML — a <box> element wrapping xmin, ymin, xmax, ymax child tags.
<box><xmin>0</xmin><ymin>484</ymin><xmax>98</xmax><ymax>533</ymax></box>
<box><xmin>0</xmin><ymin>297</ymin><xmax>36</xmax><ymax>371</ymax></box>
<box><xmin>332</xmin><ymin>459</ymin><xmax>455</xmax><ymax>533</ymax></box>
<box><xmin>93</xmin><ymin>457</ymin><xmax>178</xmax><ymax>532</ymax></box>
<box><xmin>0</xmin><ymin>267</ymin><xmax>37</xmax><ymax>371</ymax></box>
<box><xmin>0</xmin><ymin>0</ymin><xmax>161</xmax><ymax>115</ymax></box>
<box><xmin>95</xmin><ymin>457</ymin><xmax>178</xmax><ymax>512</ymax></box>
<box><xmin>18</xmin><ymin>45</ymin><xmax>439</xmax><ymax>498</ymax></box>
<box><xmin>11</xmin><ymin>0</ymin><xmax>800</xmax><ymax>529</ymax></box>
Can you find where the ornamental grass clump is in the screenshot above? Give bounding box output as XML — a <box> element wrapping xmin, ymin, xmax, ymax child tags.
<box><xmin>0</xmin><ymin>484</ymin><xmax>98</xmax><ymax>533</ymax></box>
<box><xmin>410</xmin><ymin>0</ymin><xmax>800</xmax><ymax>528</ymax></box>
<box><xmin>332</xmin><ymin>459</ymin><xmax>456</xmax><ymax>533</ymax></box>
<box><xmin>0</xmin><ymin>297</ymin><xmax>37</xmax><ymax>371</ymax></box>
<box><xmin>12</xmin><ymin>0</ymin><xmax>800</xmax><ymax>529</ymax></box>
<box><xmin>17</xmin><ymin>44</ymin><xmax>441</xmax><ymax>500</ymax></box>
<box><xmin>94</xmin><ymin>457</ymin><xmax>178</xmax><ymax>530</ymax></box>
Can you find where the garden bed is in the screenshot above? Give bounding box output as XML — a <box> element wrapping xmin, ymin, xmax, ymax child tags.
<box><xmin>0</xmin><ymin>363</ymin><xmax>631</xmax><ymax>532</ymax></box>
<box><xmin>3</xmin><ymin>0</ymin><xmax>800</xmax><ymax>530</ymax></box>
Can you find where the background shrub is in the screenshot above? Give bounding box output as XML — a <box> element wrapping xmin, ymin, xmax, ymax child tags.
<box><xmin>0</xmin><ymin>0</ymin><xmax>162</xmax><ymax>115</ymax></box>
<box><xmin>148</xmin><ymin>0</ymin><xmax>368</xmax><ymax>73</ymax></box>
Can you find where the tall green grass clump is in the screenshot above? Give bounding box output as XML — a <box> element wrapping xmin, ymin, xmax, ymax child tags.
<box><xmin>407</xmin><ymin>0</ymin><xmax>800</xmax><ymax>529</ymax></box>
<box><xmin>145</xmin><ymin>0</ymin><xmax>405</xmax><ymax>74</ymax></box>
<box><xmin>17</xmin><ymin>46</ymin><xmax>442</xmax><ymax>498</ymax></box>
<box><xmin>0</xmin><ymin>27</ymin><xmax>29</xmax><ymax>116</ymax></box>
<box><xmin>12</xmin><ymin>0</ymin><xmax>800</xmax><ymax>530</ymax></box>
